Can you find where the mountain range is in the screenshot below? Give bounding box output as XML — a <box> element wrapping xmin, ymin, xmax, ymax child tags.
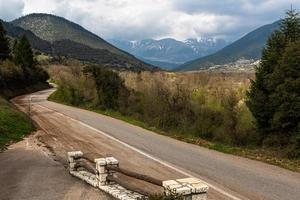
<box><xmin>108</xmin><ymin>38</ymin><xmax>229</xmax><ymax>70</ymax></box>
<box><xmin>1</xmin><ymin>13</ymin><xmax>282</xmax><ymax>72</ymax></box>
<box><xmin>177</xmin><ymin>21</ymin><xmax>281</xmax><ymax>71</ymax></box>
<box><xmin>2</xmin><ymin>13</ymin><xmax>156</xmax><ymax>72</ymax></box>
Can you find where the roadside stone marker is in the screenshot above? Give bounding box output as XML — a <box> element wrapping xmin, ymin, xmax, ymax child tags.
<box><xmin>67</xmin><ymin>151</ymin><xmax>209</xmax><ymax>200</ymax></box>
<box><xmin>163</xmin><ymin>178</ymin><xmax>209</xmax><ymax>200</ymax></box>
<box><xmin>68</xmin><ymin>151</ymin><xmax>143</xmax><ymax>200</ymax></box>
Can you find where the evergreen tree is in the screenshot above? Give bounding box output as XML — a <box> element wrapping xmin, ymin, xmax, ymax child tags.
<box><xmin>0</xmin><ymin>22</ymin><xmax>10</xmax><ymax>60</ymax></box>
<box><xmin>247</xmin><ymin>31</ymin><xmax>286</xmax><ymax>139</ymax></box>
<box><xmin>269</xmin><ymin>42</ymin><xmax>300</xmax><ymax>156</ymax></box>
<box><xmin>281</xmin><ymin>8</ymin><xmax>300</xmax><ymax>42</ymax></box>
<box><xmin>247</xmin><ymin>9</ymin><xmax>300</xmax><ymax>156</ymax></box>
<box><xmin>14</xmin><ymin>35</ymin><xmax>34</xmax><ymax>68</ymax></box>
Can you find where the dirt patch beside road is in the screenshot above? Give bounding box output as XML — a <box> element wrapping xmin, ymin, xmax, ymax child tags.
<box><xmin>0</xmin><ymin>131</ymin><xmax>112</xmax><ymax>200</ymax></box>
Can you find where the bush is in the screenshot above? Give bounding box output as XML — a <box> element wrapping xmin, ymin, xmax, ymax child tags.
<box><xmin>50</xmin><ymin>67</ymin><xmax>258</xmax><ymax>147</ymax></box>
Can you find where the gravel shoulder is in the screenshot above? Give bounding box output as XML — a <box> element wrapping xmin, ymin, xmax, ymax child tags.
<box><xmin>0</xmin><ymin>132</ymin><xmax>112</xmax><ymax>200</ymax></box>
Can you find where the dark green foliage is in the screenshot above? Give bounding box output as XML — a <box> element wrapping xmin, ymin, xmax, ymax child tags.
<box><xmin>1</xmin><ymin>19</ymin><xmax>52</xmax><ymax>54</ymax></box>
<box><xmin>0</xmin><ymin>22</ymin><xmax>10</xmax><ymax>60</ymax></box>
<box><xmin>281</xmin><ymin>9</ymin><xmax>300</xmax><ymax>42</ymax></box>
<box><xmin>0</xmin><ymin>96</ymin><xmax>34</xmax><ymax>150</ymax></box>
<box><xmin>0</xmin><ymin>25</ymin><xmax>49</xmax><ymax>95</ymax></box>
<box><xmin>13</xmin><ymin>35</ymin><xmax>34</xmax><ymax>68</ymax></box>
<box><xmin>0</xmin><ymin>23</ymin><xmax>48</xmax><ymax>150</ymax></box>
<box><xmin>247</xmin><ymin>9</ymin><xmax>300</xmax><ymax>157</ymax></box>
<box><xmin>83</xmin><ymin>65</ymin><xmax>129</xmax><ymax>109</ymax></box>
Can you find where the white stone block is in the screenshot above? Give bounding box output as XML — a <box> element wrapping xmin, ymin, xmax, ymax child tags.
<box><xmin>95</xmin><ymin>158</ymin><xmax>107</xmax><ymax>166</ymax></box>
<box><xmin>67</xmin><ymin>151</ymin><xmax>83</xmax><ymax>159</ymax></box>
<box><xmin>168</xmin><ymin>183</ymin><xmax>182</xmax><ymax>191</ymax></box>
<box><xmin>106</xmin><ymin>157</ymin><xmax>119</xmax><ymax>165</ymax></box>
<box><xmin>176</xmin><ymin>178</ymin><xmax>209</xmax><ymax>194</ymax></box>
<box><xmin>188</xmin><ymin>183</ymin><xmax>209</xmax><ymax>194</ymax></box>
<box><xmin>163</xmin><ymin>180</ymin><xmax>179</xmax><ymax>187</ymax></box>
<box><xmin>174</xmin><ymin>186</ymin><xmax>192</xmax><ymax>195</ymax></box>
<box><xmin>68</xmin><ymin>156</ymin><xmax>74</xmax><ymax>163</ymax></box>
<box><xmin>69</xmin><ymin>162</ymin><xmax>76</xmax><ymax>171</ymax></box>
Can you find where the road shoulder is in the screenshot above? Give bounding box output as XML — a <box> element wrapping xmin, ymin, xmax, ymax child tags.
<box><xmin>0</xmin><ymin>131</ymin><xmax>112</xmax><ymax>200</ymax></box>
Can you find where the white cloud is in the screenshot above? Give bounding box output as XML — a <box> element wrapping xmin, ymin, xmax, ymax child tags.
<box><xmin>0</xmin><ymin>0</ymin><xmax>24</xmax><ymax>21</ymax></box>
<box><xmin>1</xmin><ymin>0</ymin><xmax>300</xmax><ymax>41</ymax></box>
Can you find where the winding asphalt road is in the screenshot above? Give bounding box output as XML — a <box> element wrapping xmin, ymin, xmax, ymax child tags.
<box><xmin>22</xmin><ymin>89</ymin><xmax>300</xmax><ymax>200</ymax></box>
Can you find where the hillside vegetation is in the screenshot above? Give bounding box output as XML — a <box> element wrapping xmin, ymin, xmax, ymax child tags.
<box><xmin>51</xmin><ymin>40</ymin><xmax>154</xmax><ymax>71</ymax></box>
<box><xmin>0</xmin><ymin>96</ymin><xmax>33</xmax><ymax>150</ymax></box>
<box><xmin>49</xmin><ymin>65</ymin><xmax>300</xmax><ymax>170</ymax></box>
<box><xmin>48</xmin><ymin>65</ymin><xmax>256</xmax><ymax>149</ymax></box>
<box><xmin>0</xmin><ymin>22</ymin><xmax>49</xmax><ymax>149</ymax></box>
<box><xmin>178</xmin><ymin>21</ymin><xmax>280</xmax><ymax>71</ymax></box>
<box><xmin>4</xmin><ymin>14</ymin><xmax>156</xmax><ymax>71</ymax></box>
<box><xmin>12</xmin><ymin>13</ymin><xmax>123</xmax><ymax>55</ymax></box>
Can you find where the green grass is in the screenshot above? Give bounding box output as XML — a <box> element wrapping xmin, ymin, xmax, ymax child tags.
<box><xmin>48</xmin><ymin>91</ymin><xmax>300</xmax><ymax>173</ymax></box>
<box><xmin>0</xmin><ymin>96</ymin><xmax>34</xmax><ymax>151</ymax></box>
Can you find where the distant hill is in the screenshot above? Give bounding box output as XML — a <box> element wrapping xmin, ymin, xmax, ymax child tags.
<box><xmin>1</xmin><ymin>14</ymin><xmax>156</xmax><ymax>71</ymax></box>
<box><xmin>52</xmin><ymin>40</ymin><xmax>154</xmax><ymax>71</ymax></box>
<box><xmin>177</xmin><ymin>21</ymin><xmax>281</xmax><ymax>71</ymax></box>
<box><xmin>12</xmin><ymin>13</ymin><xmax>124</xmax><ymax>55</ymax></box>
<box><xmin>108</xmin><ymin>38</ymin><xmax>229</xmax><ymax>70</ymax></box>
<box><xmin>1</xmin><ymin>19</ymin><xmax>52</xmax><ymax>54</ymax></box>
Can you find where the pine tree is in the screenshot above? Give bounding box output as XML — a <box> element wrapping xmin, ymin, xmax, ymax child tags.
<box><xmin>281</xmin><ymin>8</ymin><xmax>300</xmax><ymax>42</ymax></box>
<box><xmin>0</xmin><ymin>22</ymin><xmax>10</xmax><ymax>60</ymax></box>
<box><xmin>247</xmin><ymin>31</ymin><xmax>286</xmax><ymax>140</ymax></box>
<box><xmin>13</xmin><ymin>35</ymin><xmax>34</xmax><ymax>68</ymax></box>
<box><xmin>269</xmin><ymin>42</ymin><xmax>300</xmax><ymax>156</ymax></box>
<box><xmin>247</xmin><ymin>9</ymin><xmax>300</xmax><ymax>155</ymax></box>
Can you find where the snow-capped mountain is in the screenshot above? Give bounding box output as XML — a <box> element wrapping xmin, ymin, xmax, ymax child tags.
<box><xmin>108</xmin><ymin>37</ymin><xmax>230</xmax><ymax>70</ymax></box>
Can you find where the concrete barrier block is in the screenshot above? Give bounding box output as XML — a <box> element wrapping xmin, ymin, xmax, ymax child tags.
<box><xmin>95</xmin><ymin>158</ymin><xmax>107</xmax><ymax>166</ymax></box>
<box><xmin>69</xmin><ymin>162</ymin><xmax>76</xmax><ymax>171</ymax></box>
<box><xmin>95</xmin><ymin>158</ymin><xmax>107</xmax><ymax>174</ymax></box>
<box><xmin>163</xmin><ymin>180</ymin><xmax>179</xmax><ymax>188</ymax></box>
<box><xmin>175</xmin><ymin>186</ymin><xmax>192</xmax><ymax>195</ymax></box>
<box><xmin>67</xmin><ymin>151</ymin><xmax>83</xmax><ymax>159</ymax></box>
<box><xmin>163</xmin><ymin>178</ymin><xmax>208</xmax><ymax>200</ymax></box>
<box><xmin>188</xmin><ymin>183</ymin><xmax>209</xmax><ymax>194</ymax></box>
<box><xmin>68</xmin><ymin>156</ymin><xmax>74</xmax><ymax>163</ymax></box>
<box><xmin>176</xmin><ymin>178</ymin><xmax>209</xmax><ymax>194</ymax></box>
<box><xmin>106</xmin><ymin>157</ymin><xmax>119</xmax><ymax>165</ymax></box>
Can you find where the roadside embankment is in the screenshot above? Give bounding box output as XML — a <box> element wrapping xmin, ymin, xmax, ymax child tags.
<box><xmin>0</xmin><ymin>82</ymin><xmax>50</xmax><ymax>151</ymax></box>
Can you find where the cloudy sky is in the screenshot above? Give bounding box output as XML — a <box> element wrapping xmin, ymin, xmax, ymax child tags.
<box><xmin>0</xmin><ymin>0</ymin><xmax>299</xmax><ymax>41</ymax></box>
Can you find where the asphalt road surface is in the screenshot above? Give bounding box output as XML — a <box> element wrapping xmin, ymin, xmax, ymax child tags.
<box><xmin>13</xmin><ymin>89</ymin><xmax>300</xmax><ymax>200</ymax></box>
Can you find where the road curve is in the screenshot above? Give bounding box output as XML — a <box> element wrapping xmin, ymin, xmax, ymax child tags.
<box><xmin>15</xmin><ymin>89</ymin><xmax>300</xmax><ymax>200</ymax></box>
